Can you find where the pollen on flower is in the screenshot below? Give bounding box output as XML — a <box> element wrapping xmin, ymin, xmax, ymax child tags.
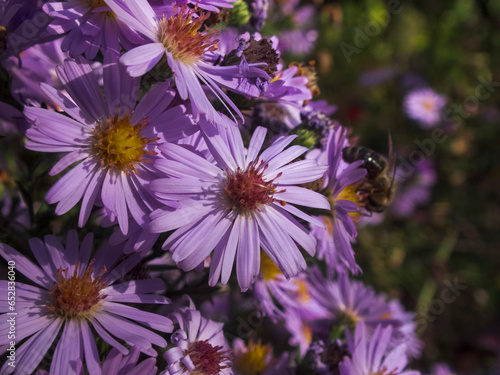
<box><xmin>335</xmin><ymin>183</ymin><xmax>365</xmax><ymax>222</ymax></box>
<box><xmin>158</xmin><ymin>5</ymin><xmax>219</xmax><ymax>65</ymax></box>
<box><xmin>260</xmin><ymin>251</ymin><xmax>282</xmax><ymax>281</ymax></box>
<box><xmin>186</xmin><ymin>340</ymin><xmax>232</xmax><ymax>375</ymax></box>
<box><xmin>294</xmin><ymin>280</ymin><xmax>311</xmax><ymax>303</ymax></box>
<box><xmin>91</xmin><ymin>111</ymin><xmax>157</xmax><ymax>173</ymax></box>
<box><xmin>47</xmin><ymin>261</ymin><xmax>107</xmax><ymax>319</ymax></box>
<box><xmin>223</xmin><ymin>160</ymin><xmax>283</xmax><ymax>214</ymax></box>
<box><xmin>337</xmin><ymin>308</ymin><xmax>361</xmax><ymax>331</ymax></box>
<box><xmin>290</xmin><ymin>61</ymin><xmax>321</xmax><ymax>97</ymax></box>
<box><xmin>235</xmin><ymin>339</ymin><xmax>274</xmax><ymax>375</ymax></box>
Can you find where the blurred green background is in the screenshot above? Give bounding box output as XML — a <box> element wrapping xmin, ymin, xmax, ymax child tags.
<box><xmin>302</xmin><ymin>0</ymin><xmax>500</xmax><ymax>371</ymax></box>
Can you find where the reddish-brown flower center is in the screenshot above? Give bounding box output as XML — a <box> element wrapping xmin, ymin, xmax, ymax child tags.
<box><xmin>223</xmin><ymin>161</ymin><xmax>283</xmax><ymax>214</ymax></box>
<box><xmin>186</xmin><ymin>340</ymin><xmax>232</xmax><ymax>375</ymax></box>
<box><xmin>158</xmin><ymin>5</ymin><xmax>218</xmax><ymax>65</ymax></box>
<box><xmin>48</xmin><ymin>261</ymin><xmax>107</xmax><ymax>319</ymax></box>
<box><xmin>91</xmin><ymin>111</ymin><xmax>158</xmax><ymax>173</ymax></box>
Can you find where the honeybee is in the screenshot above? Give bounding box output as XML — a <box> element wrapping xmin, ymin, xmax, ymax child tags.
<box><xmin>342</xmin><ymin>136</ymin><xmax>397</xmax><ymax>213</ymax></box>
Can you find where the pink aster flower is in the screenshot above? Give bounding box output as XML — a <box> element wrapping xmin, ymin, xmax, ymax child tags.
<box><xmin>339</xmin><ymin>323</ymin><xmax>420</xmax><ymax>375</ymax></box>
<box><xmin>404</xmin><ymin>88</ymin><xmax>446</xmax><ymax>128</ymax></box>
<box><xmin>0</xmin><ymin>230</ymin><xmax>173</xmax><ymax>375</ymax></box>
<box><xmin>149</xmin><ymin>121</ymin><xmax>329</xmax><ymax>291</ymax></box>
<box><xmin>310</xmin><ymin>126</ymin><xmax>367</xmax><ymax>275</ymax></box>
<box><xmin>24</xmin><ymin>53</ymin><xmax>194</xmax><ymax>235</ymax></box>
<box><xmin>309</xmin><ymin>269</ymin><xmax>422</xmax><ymax>358</ymax></box>
<box><xmin>104</xmin><ymin>0</ymin><xmax>269</xmax><ymax>124</ymax></box>
<box><xmin>43</xmin><ymin>0</ymin><xmax>146</xmax><ymax>59</ymax></box>
<box><xmin>148</xmin><ymin>119</ymin><xmax>329</xmax><ymax>291</ymax></box>
<box><xmin>163</xmin><ymin>297</ymin><xmax>233</xmax><ymax>375</ymax></box>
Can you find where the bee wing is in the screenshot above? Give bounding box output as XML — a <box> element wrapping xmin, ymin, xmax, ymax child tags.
<box><xmin>387</xmin><ymin>131</ymin><xmax>397</xmax><ymax>173</ymax></box>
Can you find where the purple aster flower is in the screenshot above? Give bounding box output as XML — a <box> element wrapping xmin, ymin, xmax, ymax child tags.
<box><xmin>104</xmin><ymin>1</ymin><xmax>269</xmax><ymax>124</ymax></box>
<box><xmin>0</xmin><ymin>101</ymin><xmax>26</xmax><ymax>136</ymax></box>
<box><xmin>5</xmin><ymin>38</ymin><xmax>103</xmax><ymax>108</ymax></box>
<box><xmin>233</xmin><ymin>338</ymin><xmax>291</xmax><ymax>375</ymax></box>
<box><xmin>404</xmin><ymin>88</ymin><xmax>446</xmax><ymax>128</ymax></box>
<box><xmin>43</xmin><ymin>0</ymin><xmax>146</xmax><ymax>60</ymax></box>
<box><xmin>253</xmin><ymin>251</ymin><xmax>303</xmax><ymax>321</ymax></box>
<box><xmin>100</xmin><ymin>213</ymin><xmax>161</xmax><ymax>255</ymax></box>
<box><xmin>0</xmin><ymin>230</ymin><xmax>173</xmax><ymax>374</ymax></box>
<box><xmin>24</xmin><ymin>53</ymin><xmax>194</xmax><ymax>235</ymax></box>
<box><xmin>256</xmin><ymin>65</ymin><xmax>313</xmax><ymax>130</ymax></box>
<box><xmin>254</xmin><ymin>253</ymin><xmax>329</xmax><ymax>322</ymax></box>
<box><xmin>311</xmin><ymin>269</ymin><xmax>395</xmax><ymax>327</ymax></box>
<box><xmin>163</xmin><ymin>297</ymin><xmax>233</xmax><ymax>375</ymax></box>
<box><xmin>0</xmin><ymin>0</ymin><xmax>53</xmax><ymax>59</ymax></box>
<box><xmin>310</xmin><ymin>127</ymin><xmax>366</xmax><ymax>274</ymax></box>
<box><xmin>339</xmin><ymin>323</ymin><xmax>420</xmax><ymax>375</ymax></box>
<box><xmin>278</xmin><ymin>29</ymin><xmax>318</xmax><ymax>56</ymax></box>
<box><xmin>148</xmin><ymin>119</ymin><xmax>329</xmax><ymax>291</ymax></box>
<box><xmin>284</xmin><ymin>307</ymin><xmax>314</xmax><ymax>357</ymax></box>
<box><xmin>306</xmin><ymin>100</ymin><xmax>338</xmax><ymax>116</ymax></box>
<box><xmin>4</xmin><ymin>38</ymin><xmax>68</xmax><ymax>107</ymax></box>
<box><xmin>309</xmin><ymin>269</ymin><xmax>422</xmax><ymax>358</ymax></box>
<box><xmin>250</xmin><ymin>0</ymin><xmax>269</xmax><ymax>31</ymax></box>
<box><xmin>387</xmin><ymin>300</ymin><xmax>423</xmax><ymax>359</ymax></box>
<box><xmin>101</xmin><ymin>346</ymin><xmax>157</xmax><ymax>375</ymax></box>
<box><xmin>392</xmin><ymin>158</ymin><xmax>437</xmax><ymax>219</ymax></box>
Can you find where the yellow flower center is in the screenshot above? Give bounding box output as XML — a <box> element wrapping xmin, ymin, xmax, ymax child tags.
<box><xmin>303</xmin><ymin>324</ymin><xmax>313</xmax><ymax>344</ymax></box>
<box><xmin>260</xmin><ymin>251</ymin><xmax>282</xmax><ymax>281</ymax></box>
<box><xmin>334</xmin><ymin>183</ymin><xmax>364</xmax><ymax>222</ymax></box>
<box><xmin>48</xmin><ymin>261</ymin><xmax>107</xmax><ymax>320</ymax></box>
<box><xmin>91</xmin><ymin>112</ymin><xmax>157</xmax><ymax>173</ymax></box>
<box><xmin>337</xmin><ymin>309</ymin><xmax>361</xmax><ymax>331</ymax></box>
<box><xmin>294</xmin><ymin>280</ymin><xmax>311</xmax><ymax>303</ymax></box>
<box><xmin>235</xmin><ymin>340</ymin><xmax>273</xmax><ymax>375</ymax></box>
<box><xmin>158</xmin><ymin>5</ymin><xmax>218</xmax><ymax>65</ymax></box>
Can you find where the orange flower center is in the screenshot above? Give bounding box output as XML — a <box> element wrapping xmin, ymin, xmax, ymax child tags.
<box><xmin>48</xmin><ymin>261</ymin><xmax>107</xmax><ymax>319</ymax></box>
<box><xmin>158</xmin><ymin>5</ymin><xmax>218</xmax><ymax>65</ymax></box>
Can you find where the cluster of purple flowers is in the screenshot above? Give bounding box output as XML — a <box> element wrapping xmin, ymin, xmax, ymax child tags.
<box><xmin>0</xmin><ymin>0</ymin><xmax>444</xmax><ymax>374</ymax></box>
